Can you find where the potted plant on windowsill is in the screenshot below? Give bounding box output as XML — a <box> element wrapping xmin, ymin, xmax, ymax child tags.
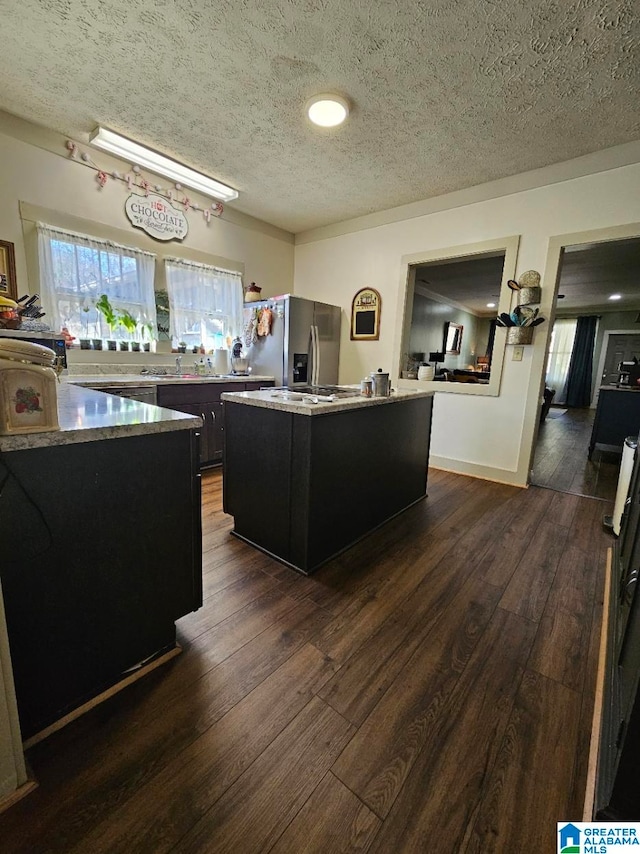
<box><xmin>95</xmin><ymin>294</ymin><xmax>119</xmax><ymax>350</ymax></box>
<box><xmin>80</xmin><ymin>300</ymin><xmax>92</xmax><ymax>349</ymax></box>
<box><xmin>141</xmin><ymin>322</ymin><xmax>154</xmax><ymax>352</ymax></box>
<box><xmin>117</xmin><ymin>309</ymin><xmax>139</xmax><ymax>351</ymax></box>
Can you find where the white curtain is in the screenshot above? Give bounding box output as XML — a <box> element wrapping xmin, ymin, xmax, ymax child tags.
<box><xmin>546</xmin><ymin>318</ymin><xmax>578</xmax><ymax>404</ymax></box>
<box><xmin>165</xmin><ymin>258</ymin><xmax>243</xmax><ymax>350</ymax></box>
<box><xmin>37</xmin><ymin>223</ymin><xmax>156</xmax><ymax>340</ymax></box>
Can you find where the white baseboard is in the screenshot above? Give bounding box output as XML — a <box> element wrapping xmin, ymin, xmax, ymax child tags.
<box><xmin>429</xmin><ymin>455</ymin><xmax>528</xmax><ymax>488</ymax></box>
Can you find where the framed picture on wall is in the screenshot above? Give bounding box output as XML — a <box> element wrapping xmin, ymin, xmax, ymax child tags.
<box><xmin>445</xmin><ymin>322</ymin><xmax>463</xmax><ymax>355</ymax></box>
<box><xmin>351</xmin><ymin>287</ymin><xmax>381</xmax><ymax>340</ymax></box>
<box><xmin>0</xmin><ymin>240</ymin><xmax>17</xmax><ymax>300</ymax></box>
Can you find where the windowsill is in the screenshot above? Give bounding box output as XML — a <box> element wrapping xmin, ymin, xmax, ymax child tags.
<box><xmin>67</xmin><ymin>344</ymin><xmax>176</xmax><ymax>373</ymax></box>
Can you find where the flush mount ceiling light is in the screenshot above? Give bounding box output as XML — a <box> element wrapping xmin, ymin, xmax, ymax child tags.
<box><xmin>608</xmin><ymin>293</ymin><xmax>622</xmax><ymax>300</ymax></box>
<box><xmin>486</xmin><ymin>302</ymin><xmax>496</xmax><ymax>308</ymax></box>
<box><xmin>306</xmin><ymin>94</ymin><xmax>350</xmax><ymax>128</ymax></box>
<box><xmin>89</xmin><ymin>127</ymin><xmax>238</xmax><ymax>202</ymax></box>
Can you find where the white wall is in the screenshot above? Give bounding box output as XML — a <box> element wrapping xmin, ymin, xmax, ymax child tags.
<box><xmin>0</xmin><ymin>113</ymin><xmax>295</xmax><ymax>309</ymax></box>
<box><xmin>294</xmin><ymin>161</ymin><xmax>640</xmax><ymax>485</ymax></box>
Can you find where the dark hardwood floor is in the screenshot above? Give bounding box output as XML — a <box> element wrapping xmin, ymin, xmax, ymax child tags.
<box><xmin>531</xmin><ymin>406</ymin><xmax>619</xmax><ymax>501</ymax></box>
<box><xmin>0</xmin><ymin>467</ymin><xmax>613</xmax><ymax>853</ymax></box>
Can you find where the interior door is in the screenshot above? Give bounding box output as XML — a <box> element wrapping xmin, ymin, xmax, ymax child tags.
<box><xmin>602</xmin><ymin>334</ymin><xmax>640</xmax><ymax>385</ymax></box>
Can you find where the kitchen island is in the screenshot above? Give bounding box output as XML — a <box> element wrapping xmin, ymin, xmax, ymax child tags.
<box><xmin>0</xmin><ymin>383</ymin><xmax>202</xmax><ymax>741</ymax></box>
<box><xmin>222</xmin><ymin>388</ymin><xmax>434</xmax><ymax>574</ymax></box>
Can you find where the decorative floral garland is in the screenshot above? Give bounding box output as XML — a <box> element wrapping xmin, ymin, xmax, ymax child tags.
<box><xmin>65</xmin><ymin>140</ymin><xmax>224</xmax><ymax>223</ymax></box>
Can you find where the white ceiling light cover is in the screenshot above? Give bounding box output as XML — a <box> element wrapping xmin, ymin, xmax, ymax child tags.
<box><xmin>90</xmin><ymin>127</ymin><xmax>238</xmax><ymax>202</ymax></box>
<box><xmin>306</xmin><ymin>95</ymin><xmax>350</xmax><ymax>128</ymax></box>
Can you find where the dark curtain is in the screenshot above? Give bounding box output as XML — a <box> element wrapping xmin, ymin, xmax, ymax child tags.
<box><xmin>486</xmin><ymin>319</ymin><xmax>496</xmax><ymax>366</ymax></box>
<box><xmin>565</xmin><ymin>315</ymin><xmax>598</xmax><ymax>407</ymax></box>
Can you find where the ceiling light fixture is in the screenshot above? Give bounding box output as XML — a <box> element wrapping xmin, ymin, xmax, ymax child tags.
<box><xmin>89</xmin><ymin>127</ymin><xmax>238</xmax><ymax>202</ymax></box>
<box><xmin>609</xmin><ymin>293</ymin><xmax>622</xmax><ymax>300</ymax></box>
<box><xmin>486</xmin><ymin>302</ymin><xmax>496</xmax><ymax>308</ymax></box>
<box><xmin>306</xmin><ymin>94</ymin><xmax>350</xmax><ymax>128</ymax></box>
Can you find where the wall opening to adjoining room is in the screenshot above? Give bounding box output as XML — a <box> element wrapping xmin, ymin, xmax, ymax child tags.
<box><xmin>393</xmin><ymin>235</ymin><xmax>520</xmax><ymax>397</ymax></box>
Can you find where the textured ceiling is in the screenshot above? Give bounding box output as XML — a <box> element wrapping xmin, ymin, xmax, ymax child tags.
<box><xmin>1</xmin><ymin>0</ymin><xmax>639</xmax><ymax>233</ymax></box>
<box><xmin>559</xmin><ymin>237</ymin><xmax>640</xmax><ymax>311</ymax></box>
<box><xmin>415</xmin><ymin>255</ymin><xmax>505</xmax><ymax>316</ymax></box>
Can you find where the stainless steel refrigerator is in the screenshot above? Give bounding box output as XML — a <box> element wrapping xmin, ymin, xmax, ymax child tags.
<box><xmin>245</xmin><ymin>295</ymin><xmax>341</xmax><ymax>387</ymax></box>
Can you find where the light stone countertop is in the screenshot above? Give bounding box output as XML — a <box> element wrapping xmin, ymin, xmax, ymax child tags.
<box><xmin>221</xmin><ymin>387</ymin><xmax>434</xmax><ymax>416</ymax></box>
<box><xmin>0</xmin><ymin>382</ymin><xmax>202</xmax><ymax>453</ymax></box>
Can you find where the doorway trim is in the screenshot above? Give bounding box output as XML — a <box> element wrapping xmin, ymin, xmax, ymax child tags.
<box><xmin>524</xmin><ymin>220</ymin><xmax>640</xmax><ymax>484</ymax></box>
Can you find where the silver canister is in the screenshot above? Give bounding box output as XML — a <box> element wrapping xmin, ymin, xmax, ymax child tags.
<box><xmin>360</xmin><ymin>377</ymin><xmax>373</xmax><ymax>397</ymax></box>
<box><xmin>370</xmin><ymin>369</ymin><xmax>391</xmax><ymax>397</ymax></box>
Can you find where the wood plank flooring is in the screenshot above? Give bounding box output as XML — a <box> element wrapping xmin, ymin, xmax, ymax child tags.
<box><xmin>0</xmin><ymin>467</ymin><xmax>613</xmax><ymax>853</ymax></box>
<box><xmin>532</xmin><ymin>406</ymin><xmax>619</xmax><ymax>500</ymax></box>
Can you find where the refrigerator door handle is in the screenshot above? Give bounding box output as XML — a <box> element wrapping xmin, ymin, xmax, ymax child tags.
<box><xmin>311</xmin><ymin>324</ymin><xmax>320</xmax><ymax>385</ymax></box>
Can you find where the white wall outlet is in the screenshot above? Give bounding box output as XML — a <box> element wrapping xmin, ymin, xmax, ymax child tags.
<box><xmin>512</xmin><ymin>346</ymin><xmax>524</xmax><ymax>361</ymax></box>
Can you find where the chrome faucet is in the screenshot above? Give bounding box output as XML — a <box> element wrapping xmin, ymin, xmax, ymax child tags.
<box><xmin>175</xmin><ymin>355</ymin><xmax>182</xmax><ymax>375</ymax></box>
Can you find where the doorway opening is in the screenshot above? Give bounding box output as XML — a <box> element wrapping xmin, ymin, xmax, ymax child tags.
<box><xmin>531</xmin><ymin>232</ymin><xmax>640</xmax><ymax>500</ymax></box>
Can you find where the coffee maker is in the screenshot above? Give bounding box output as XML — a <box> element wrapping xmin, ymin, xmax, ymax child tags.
<box><xmin>618</xmin><ymin>360</ymin><xmax>638</xmax><ymax>386</ymax></box>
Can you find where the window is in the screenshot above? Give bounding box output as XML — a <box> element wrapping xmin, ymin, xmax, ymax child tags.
<box><xmin>37</xmin><ymin>223</ymin><xmax>157</xmax><ymax>341</ymax></box>
<box><xmin>546</xmin><ymin>318</ymin><xmax>577</xmax><ymax>403</ymax></box>
<box><xmin>165</xmin><ymin>258</ymin><xmax>243</xmax><ymax>351</ymax></box>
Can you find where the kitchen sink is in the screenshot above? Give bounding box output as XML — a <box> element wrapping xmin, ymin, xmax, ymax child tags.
<box><xmin>157</xmin><ymin>374</ymin><xmax>244</xmax><ymax>380</ymax></box>
<box><xmin>150</xmin><ymin>373</ymin><xmax>209</xmax><ymax>380</ymax></box>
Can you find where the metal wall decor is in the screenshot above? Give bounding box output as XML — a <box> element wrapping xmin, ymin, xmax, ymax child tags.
<box><xmin>501</xmin><ymin>269</ymin><xmax>545</xmax><ymax>344</ymax></box>
<box><xmin>351</xmin><ymin>287</ymin><xmax>381</xmax><ymax>341</ymax></box>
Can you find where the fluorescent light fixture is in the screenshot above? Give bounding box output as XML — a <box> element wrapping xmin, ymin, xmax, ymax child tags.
<box><xmin>609</xmin><ymin>293</ymin><xmax>622</xmax><ymax>300</ymax></box>
<box><xmin>306</xmin><ymin>94</ymin><xmax>350</xmax><ymax>127</ymax></box>
<box><xmin>90</xmin><ymin>127</ymin><xmax>238</xmax><ymax>202</ymax></box>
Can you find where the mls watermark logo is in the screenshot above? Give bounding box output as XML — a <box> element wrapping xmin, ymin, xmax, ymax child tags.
<box><xmin>559</xmin><ymin>823</ymin><xmax>581</xmax><ymax>853</ymax></box>
<box><xmin>558</xmin><ymin>822</ymin><xmax>640</xmax><ymax>853</ymax></box>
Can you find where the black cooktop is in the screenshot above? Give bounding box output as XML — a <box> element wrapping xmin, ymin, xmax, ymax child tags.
<box><xmin>286</xmin><ymin>385</ymin><xmax>358</xmax><ymax>399</ymax></box>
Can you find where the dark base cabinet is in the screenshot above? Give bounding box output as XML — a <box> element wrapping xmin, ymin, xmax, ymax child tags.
<box><xmin>223</xmin><ymin>395</ymin><xmax>433</xmax><ymax>574</ymax></box>
<box><xmin>157</xmin><ymin>381</ymin><xmax>273</xmax><ymax>468</ymax></box>
<box><xmin>0</xmin><ymin>429</ymin><xmax>202</xmax><ymax>740</ymax></box>
<box><xmin>589</xmin><ymin>388</ymin><xmax>640</xmax><ymax>458</ymax></box>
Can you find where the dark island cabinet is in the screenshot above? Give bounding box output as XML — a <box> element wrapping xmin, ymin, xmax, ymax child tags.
<box><xmin>223</xmin><ymin>394</ymin><xmax>433</xmax><ymax>575</ymax></box>
<box><xmin>157</xmin><ymin>381</ymin><xmax>273</xmax><ymax>467</ymax></box>
<box><xmin>0</xmin><ymin>427</ymin><xmax>202</xmax><ymax>740</ymax></box>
